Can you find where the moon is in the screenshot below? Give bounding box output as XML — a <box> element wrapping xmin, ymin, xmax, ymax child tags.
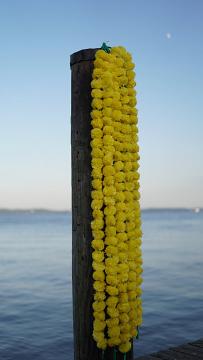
<box><xmin>166</xmin><ymin>32</ymin><xmax>172</xmax><ymax>39</ymax></box>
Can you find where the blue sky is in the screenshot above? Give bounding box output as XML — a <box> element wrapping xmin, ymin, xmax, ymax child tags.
<box><xmin>0</xmin><ymin>0</ymin><xmax>202</xmax><ymax>209</ymax></box>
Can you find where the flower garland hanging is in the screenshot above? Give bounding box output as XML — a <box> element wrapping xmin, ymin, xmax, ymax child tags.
<box><xmin>90</xmin><ymin>45</ymin><xmax>143</xmax><ymax>354</ymax></box>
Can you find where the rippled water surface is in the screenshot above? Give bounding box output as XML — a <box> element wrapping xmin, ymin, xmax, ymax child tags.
<box><xmin>0</xmin><ymin>210</ymin><xmax>203</xmax><ymax>359</ymax></box>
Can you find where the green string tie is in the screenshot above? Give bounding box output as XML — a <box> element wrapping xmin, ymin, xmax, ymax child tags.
<box><xmin>101</xmin><ymin>42</ymin><xmax>111</xmax><ymax>53</ymax></box>
<box><xmin>124</xmin><ymin>353</ymin><xmax>127</xmax><ymax>360</ymax></box>
<box><xmin>113</xmin><ymin>348</ymin><xmax>117</xmax><ymax>360</ymax></box>
<box><xmin>136</xmin><ymin>326</ymin><xmax>139</xmax><ymax>339</ymax></box>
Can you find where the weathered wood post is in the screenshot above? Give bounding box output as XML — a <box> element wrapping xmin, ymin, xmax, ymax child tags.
<box><xmin>70</xmin><ymin>48</ymin><xmax>99</xmax><ymax>360</ymax></box>
<box><xmin>70</xmin><ymin>49</ymin><xmax>134</xmax><ymax>360</ymax></box>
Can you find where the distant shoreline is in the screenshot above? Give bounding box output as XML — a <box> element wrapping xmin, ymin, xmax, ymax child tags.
<box><xmin>0</xmin><ymin>208</ymin><xmax>201</xmax><ymax>213</ymax></box>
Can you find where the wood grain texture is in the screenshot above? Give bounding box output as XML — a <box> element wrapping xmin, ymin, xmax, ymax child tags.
<box><xmin>71</xmin><ymin>48</ymin><xmax>99</xmax><ymax>360</ymax></box>
<box><xmin>136</xmin><ymin>338</ymin><xmax>203</xmax><ymax>360</ymax></box>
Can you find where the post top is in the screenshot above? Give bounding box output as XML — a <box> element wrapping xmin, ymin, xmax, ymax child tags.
<box><xmin>70</xmin><ymin>48</ymin><xmax>99</xmax><ymax>66</ymax></box>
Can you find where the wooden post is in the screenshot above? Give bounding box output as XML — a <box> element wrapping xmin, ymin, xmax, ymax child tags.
<box><xmin>70</xmin><ymin>49</ymin><xmax>134</xmax><ymax>360</ymax></box>
<box><xmin>70</xmin><ymin>48</ymin><xmax>99</xmax><ymax>360</ymax></box>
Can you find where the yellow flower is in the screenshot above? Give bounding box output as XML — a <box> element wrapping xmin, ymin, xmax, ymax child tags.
<box><xmin>103</xmin><ymin>165</ymin><xmax>115</xmax><ymax>177</ymax></box>
<box><xmin>103</xmin><ymin>175</ymin><xmax>114</xmax><ymax>186</ymax></box>
<box><xmin>94</xmin><ymin>319</ymin><xmax>106</xmax><ymax>331</ymax></box>
<box><xmin>105</xmin><ymin>215</ymin><xmax>116</xmax><ymax>226</ymax></box>
<box><xmin>119</xmin><ymin>341</ymin><xmax>131</xmax><ymax>353</ymax></box>
<box><xmin>104</xmin><ymin>196</ymin><xmax>115</xmax><ymax>206</ymax></box>
<box><xmin>91</xmin><ymin>158</ymin><xmax>103</xmax><ymax>169</ymax></box>
<box><xmin>93</xmin><ymin>270</ymin><xmax>105</xmax><ymax>281</ymax></box>
<box><xmin>91</xmin><ymin>168</ymin><xmax>103</xmax><ymax>179</ymax></box>
<box><xmin>106</xmin><ymin>275</ymin><xmax>118</xmax><ymax>286</ymax></box>
<box><xmin>105</xmin><ymin>256</ymin><xmax>119</xmax><ymax>266</ymax></box>
<box><xmin>93</xmin><ymin>262</ymin><xmax>105</xmax><ymax>272</ymax></box>
<box><xmin>97</xmin><ymin>339</ymin><xmax>107</xmax><ymax>350</ymax></box>
<box><xmin>92</xmin><ymin>301</ymin><xmax>106</xmax><ymax>312</ymax></box>
<box><xmin>115</xmin><ymin>172</ymin><xmax>125</xmax><ymax>182</ymax></box>
<box><xmin>91</xmin><ymin>89</ymin><xmax>103</xmax><ymax>98</ymax></box>
<box><xmin>129</xmin><ymin>309</ymin><xmax>136</xmax><ymax>320</ymax></box>
<box><xmin>92</xmin><ymin>230</ymin><xmax>104</xmax><ymax>239</ymax></box>
<box><xmin>103</xmin><ymin>125</ymin><xmax>114</xmax><ymax>135</ymax></box>
<box><xmin>105</xmin><ymin>245</ymin><xmax>118</xmax><ymax>256</ymax></box>
<box><xmin>119</xmin><ymin>293</ymin><xmax>129</xmax><ymax>304</ymax></box>
<box><xmin>112</xmin><ymin>109</ymin><xmax>122</xmax><ymax>121</ymax></box>
<box><xmin>91</xmin><ymin>45</ymin><xmax>142</xmax><ymax>350</ymax></box>
<box><xmin>107</xmin><ymin>337</ymin><xmax>121</xmax><ymax>347</ymax></box>
<box><xmin>91</xmin><ymin>199</ymin><xmax>103</xmax><ymax>210</ymax></box>
<box><xmin>118</xmin><ymin>283</ymin><xmax>128</xmax><ymax>293</ymax></box>
<box><xmin>120</xmin><ymin>313</ymin><xmax>129</xmax><ymax>323</ymax></box>
<box><xmin>118</xmin><ymin>252</ymin><xmax>128</xmax><ymax>262</ymax></box>
<box><xmin>115</xmin><ymin>192</ymin><xmax>125</xmax><ymax>203</ymax></box>
<box><xmin>92</xmin><ymin>240</ymin><xmax>104</xmax><ymax>251</ymax></box>
<box><xmin>103</xmin><ymin>107</ymin><xmax>112</xmax><ymax>117</ymax></box>
<box><xmin>103</xmin><ymin>153</ymin><xmax>113</xmax><ymax>166</ymax></box>
<box><xmin>92</xmin><ymin>179</ymin><xmax>102</xmax><ymax>190</ymax></box>
<box><xmin>91</xmin><ymin>118</ymin><xmax>103</xmax><ymax>129</ymax></box>
<box><xmin>108</xmin><ymin>326</ymin><xmax>120</xmax><ymax>338</ymax></box>
<box><xmin>93</xmin><ymin>311</ymin><xmax>105</xmax><ymax>321</ymax></box>
<box><xmin>128</xmin><ymin>291</ymin><xmax>137</xmax><ymax>300</ymax></box>
<box><xmin>91</xmin><ymin>148</ymin><xmax>103</xmax><ymax>159</ymax></box>
<box><xmin>103</xmin><ymin>98</ymin><xmax>113</xmax><ymax>107</ymax></box>
<box><xmin>91</xmin><ymin>79</ymin><xmax>103</xmax><ymax>89</ymax></box>
<box><xmin>106</xmin><ymin>296</ymin><xmax>118</xmax><ymax>308</ymax></box>
<box><xmin>91</xmin><ymin>128</ymin><xmax>103</xmax><ymax>139</ymax></box>
<box><xmin>105</xmin><ymin>265</ymin><xmax>117</xmax><ymax>275</ymax></box>
<box><xmin>116</xmin><ymin>202</ymin><xmax>126</xmax><ymax>211</ymax></box>
<box><xmin>105</xmin><ymin>226</ymin><xmax>116</xmax><ymax>236</ymax></box>
<box><xmin>128</xmin><ymin>271</ymin><xmax>136</xmax><ymax>282</ymax></box>
<box><xmin>91</xmin><ymin>98</ymin><xmax>103</xmax><ymax>110</ymax></box>
<box><xmin>105</xmin><ymin>236</ymin><xmax>117</xmax><ymax>246</ymax></box>
<box><xmin>94</xmin><ymin>291</ymin><xmax>106</xmax><ymax>301</ymax></box>
<box><xmin>91</xmin><ymin>218</ymin><xmax>104</xmax><ymax>230</ymax></box>
<box><xmin>92</xmin><ymin>208</ymin><xmax>103</xmax><ymax>219</ymax></box>
<box><xmin>103</xmin><ymin>135</ymin><xmax>114</xmax><ymax>146</ymax></box>
<box><xmin>114</xmin><ymin>161</ymin><xmax>124</xmax><ymax>172</ymax></box>
<box><xmin>130</xmin><ymin>328</ymin><xmax>138</xmax><ymax>337</ymax></box>
<box><xmin>104</xmin><ymin>205</ymin><xmax>116</xmax><ymax>216</ymax></box>
<box><xmin>127</xmin><ymin>282</ymin><xmax>137</xmax><ymax>291</ymax></box>
<box><xmin>91</xmin><ymin>138</ymin><xmax>103</xmax><ymax>148</ymax></box>
<box><xmin>116</xmin><ymin>221</ymin><xmax>126</xmax><ymax>233</ymax></box>
<box><xmin>106</xmin><ymin>317</ymin><xmax>119</xmax><ymax>327</ymax></box>
<box><xmin>106</xmin><ymin>285</ymin><xmax>119</xmax><ymax>296</ymax></box>
<box><xmin>117</xmin><ymin>233</ymin><xmax>128</xmax><ymax>242</ymax></box>
<box><xmin>93</xmin><ymin>330</ymin><xmax>104</xmax><ymax>342</ymax></box>
<box><xmin>93</xmin><ymin>281</ymin><xmax>105</xmax><ymax>292</ymax></box>
<box><xmin>119</xmin><ymin>320</ymin><xmax>130</xmax><ymax>332</ymax></box>
<box><xmin>118</xmin><ymin>242</ymin><xmax>128</xmax><ymax>252</ymax></box>
<box><xmin>107</xmin><ymin>306</ymin><xmax>119</xmax><ymax>318</ymax></box>
<box><xmin>91</xmin><ymin>190</ymin><xmax>103</xmax><ymax>200</ymax></box>
<box><xmin>103</xmin><ymin>186</ymin><xmax>116</xmax><ymax>197</ymax></box>
<box><xmin>111</xmin><ymin>99</ymin><xmax>122</xmax><ymax>109</ymax></box>
<box><xmin>92</xmin><ymin>251</ymin><xmax>104</xmax><ymax>262</ymax></box>
<box><xmin>115</xmin><ymin>182</ymin><xmax>125</xmax><ymax>191</ymax></box>
<box><xmin>118</xmin><ymin>264</ymin><xmax>129</xmax><ymax>273</ymax></box>
<box><xmin>118</xmin><ymin>272</ymin><xmax>128</xmax><ymax>283</ymax></box>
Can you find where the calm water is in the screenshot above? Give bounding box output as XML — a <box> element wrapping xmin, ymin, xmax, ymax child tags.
<box><xmin>0</xmin><ymin>210</ymin><xmax>203</xmax><ymax>359</ymax></box>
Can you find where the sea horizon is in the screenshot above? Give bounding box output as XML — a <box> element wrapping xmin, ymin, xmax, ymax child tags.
<box><xmin>0</xmin><ymin>208</ymin><xmax>203</xmax><ymax>358</ymax></box>
<box><xmin>0</xmin><ymin>207</ymin><xmax>202</xmax><ymax>213</ymax></box>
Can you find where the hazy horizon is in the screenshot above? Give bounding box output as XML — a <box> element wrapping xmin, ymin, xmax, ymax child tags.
<box><xmin>1</xmin><ymin>0</ymin><xmax>203</xmax><ymax>210</ymax></box>
<box><xmin>0</xmin><ymin>206</ymin><xmax>202</xmax><ymax>212</ymax></box>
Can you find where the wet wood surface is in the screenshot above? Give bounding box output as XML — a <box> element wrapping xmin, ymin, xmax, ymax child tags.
<box><xmin>136</xmin><ymin>338</ymin><xmax>203</xmax><ymax>359</ymax></box>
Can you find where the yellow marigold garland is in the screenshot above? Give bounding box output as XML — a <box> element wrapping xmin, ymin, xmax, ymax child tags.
<box><xmin>90</xmin><ymin>45</ymin><xmax>142</xmax><ymax>354</ymax></box>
